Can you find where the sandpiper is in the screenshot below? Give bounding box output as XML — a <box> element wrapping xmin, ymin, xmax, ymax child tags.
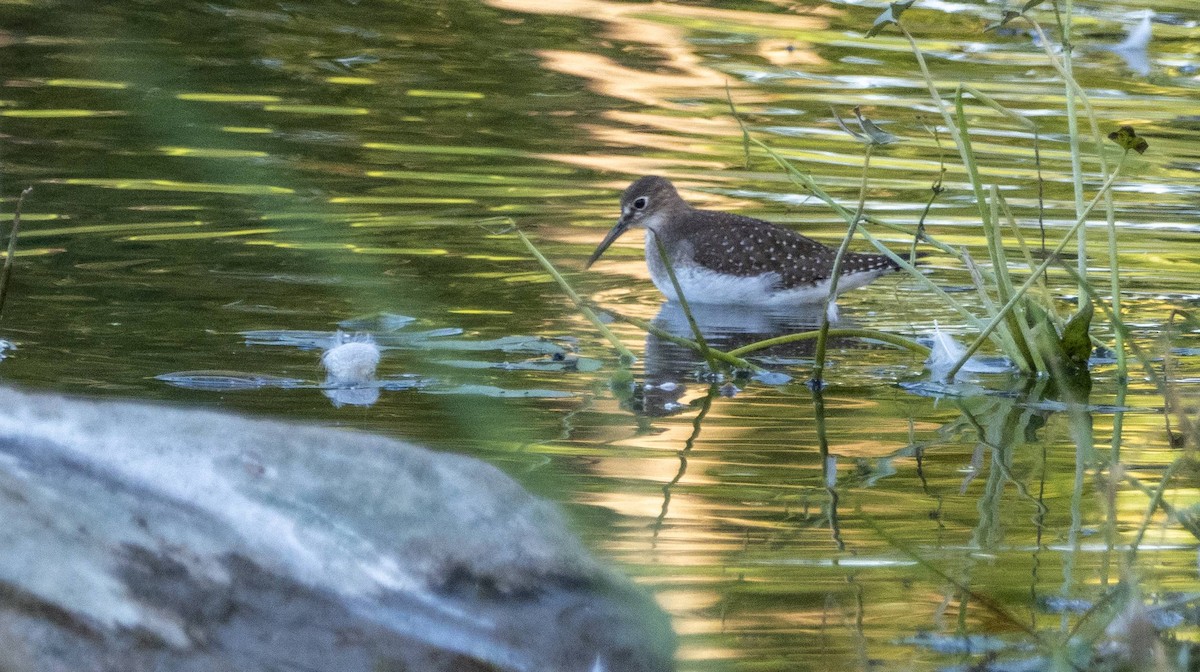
<box><xmin>585</xmin><ymin>176</ymin><xmax>900</xmax><ymax>306</ymax></box>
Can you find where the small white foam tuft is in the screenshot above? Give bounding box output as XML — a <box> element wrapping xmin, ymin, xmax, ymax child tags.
<box><xmin>321</xmin><ymin>332</ymin><xmax>381</xmax><ymax>386</ymax></box>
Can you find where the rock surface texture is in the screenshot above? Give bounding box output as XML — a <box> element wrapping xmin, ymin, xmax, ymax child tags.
<box><xmin>0</xmin><ymin>386</ymin><xmax>674</xmax><ymax>672</ymax></box>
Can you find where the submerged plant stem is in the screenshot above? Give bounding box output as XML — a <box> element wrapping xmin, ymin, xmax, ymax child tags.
<box><xmin>0</xmin><ymin>187</ymin><xmax>32</xmax><ymax>321</ymax></box>
<box><xmin>861</xmin><ymin>514</ymin><xmax>1042</xmax><ymax>642</ymax></box>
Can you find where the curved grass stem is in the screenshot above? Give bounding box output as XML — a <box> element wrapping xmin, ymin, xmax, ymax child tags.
<box><xmin>600</xmin><ymin>308</ymin><xmax>762</xmax><ymax>372</ymax></box>
<box><xmin>515</xmin><ymin>227</ymin><xmax>637</xmax><ymax>365</ymax></box>
<box><xmin>729</xmin><ymin>328</ymin><xmax>929</xmax><ymax>358</ymax></box>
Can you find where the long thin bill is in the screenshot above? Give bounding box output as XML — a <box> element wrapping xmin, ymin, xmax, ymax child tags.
<box><xmin>584</xmin><ymin>219</ymin><xmax>630</xmax><ymax>269</ymax></box>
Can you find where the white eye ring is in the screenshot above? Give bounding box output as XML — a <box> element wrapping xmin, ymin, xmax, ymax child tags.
<box><xmin>633</xmin><ymin>196</ymin><xmax>648</xmax><ymax>209</ymax></box>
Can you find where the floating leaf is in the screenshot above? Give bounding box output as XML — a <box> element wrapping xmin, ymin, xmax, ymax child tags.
<box><xmin>904</xmin><ymin>632</ymin><xmax>1014</xmax><ymax>655</ymax></box>
<box><xmin>408</xmin><ymin>334</ymin><xmax>570</xmax><ymax>354</ymax></box>
<box><xmin>864</xmin><ymin>0</ymin><xmax>915</xmax><ymax>38</ymax></box>
<box><xmin>435</xmin><ymin>354</ymin><xmax>602</xmax><ymax>373</ymax></box>
<box><xmin>1107</xmin><ymin>125</ymin><xmax>1149</xmax><ymax>154</ymax></box>
<box><xmin>428</xmin><ymin>384</ymin><xmax>573</xmax><ymax>399</ymax></box>
<box><xmin>1060</xmin><ymin>299</ymin><xmax>1094</xmax><ymax>367</ymax></box>
<box><xmin>380</xmin><ymin>327</ymin><xmax>464</xmax><ymax>343</ymax></box>
<box><xmin>242</xmin><ymin>330</ymin><xmax>339</xmax><ymax>349</ymax></box>
<box><xmin>752</xmin><ymin>370</ymin><xmax>793</xmax><ymax>385</ymax></box>
<box><xmin>155</xmin><ymin>370</ymin><xmax>308</xmax><ymax>391</ymax></box>
<box><xmin>378</xmin><ymin>375</ymin><xmax>431</xmax><ymax>391</ymax></box>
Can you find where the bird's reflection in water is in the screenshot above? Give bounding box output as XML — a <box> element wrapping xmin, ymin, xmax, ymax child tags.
<box><xmin>629</xmin><ymin>300</ymin><xmax>833</xmax><ymax>416</ymax></box>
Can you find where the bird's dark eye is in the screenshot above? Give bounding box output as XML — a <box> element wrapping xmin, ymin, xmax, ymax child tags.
<box><xmin>633</xmin><ymin>196</ymin><xmax>648</xmax><ymax>209</ymax></box>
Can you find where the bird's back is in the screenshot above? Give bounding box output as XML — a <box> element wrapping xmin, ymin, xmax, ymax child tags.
<box><xmin>679</xmin><ymin>210</ymin><xmax>897</xmax><ymax>289</ymax></box>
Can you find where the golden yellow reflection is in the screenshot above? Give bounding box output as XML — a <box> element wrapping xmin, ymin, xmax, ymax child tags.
<box><xmin>406</xmin><ymin>89</ymin><xmax>485</xmax><ymax>100</ymax></box>
<box><xmin>535</xmin><ymin>48</ymin><xmax>724</xmax><ymax>110</ymax></box>
<box><xmin>262</xmin><ymin>104</ymin><xmax>370</xmax><ymax>115</ymax></box>
<box><xmin>483</xmin><ymin>0</ymin><xmax>829</xmax><ymax>146</ymax></box>
<box><xmin>19</xmin><ymin>221</ymin><xmax>203</xmax><ymax>239</ymax></box>
<box><xmin>538</xmin><ymin>151</ymin><xmax>724</xmax><ymax>176</ymax></box>
<box><xmin>45</xmin><ymin>78</ymin><xmax>128</xmax><ymax>89</ymax></box>
<box><xmin>177</xmin><ymin>93</ymin><xmax>282</xmax><ymax>103</ymax></box>
<box><xmin>123</xmin><ymin>228</ymin><xmax>279</xmax><ymax>242</ymax></box>
<box><xmin>51</xmin><ymin>178</ymin><xmax>293</xmax><ymax>196</ymax></box>
<box><xmin>1</xmin><ymin>109</ymin><xmax>123</xmax><ymax>118</ymax></box>
<box><xmin>326</xmin><ymin>76</ymin><xmax>375</xmax><ymax>85</ymax></box>
<box><xmin>156</xmin><ymin>146</ymin><xmax>269</xmax><ymax>159</ymax></box>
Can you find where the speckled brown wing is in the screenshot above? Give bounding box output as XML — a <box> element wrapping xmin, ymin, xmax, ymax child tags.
<box><xmin>685</xmin><ymin>211</ymin><xmax>896</xmax><ymax>289</ymax></box>
<box><xmin>834</xmin><ymin>249</ymin><xmax>902</xmax><ymax>280</ymax></box>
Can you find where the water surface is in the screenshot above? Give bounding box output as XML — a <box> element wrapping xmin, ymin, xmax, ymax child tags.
<box><xmin>1</xmin><ymin>0</ymin><xmax>1198</xmax><ymax>669</ymax></box>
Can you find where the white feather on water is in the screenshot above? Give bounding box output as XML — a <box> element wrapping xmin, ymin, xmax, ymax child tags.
<box><xmin>925</xmin><ymin>322</ymin><xmax>1012</xmax><ymax>380</ymax></box>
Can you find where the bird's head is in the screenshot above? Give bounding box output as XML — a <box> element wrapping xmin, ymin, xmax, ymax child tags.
<box><xmin>585</xmin><ymin>176</ymin><xmax>683</xmax><ymax>268</ymax></box>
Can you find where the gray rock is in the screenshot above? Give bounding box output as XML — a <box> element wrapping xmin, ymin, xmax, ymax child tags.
<box><xmin>0</xmin><ymin>386</ymin><xmax>674</xmax><ymax>672</ymax></box>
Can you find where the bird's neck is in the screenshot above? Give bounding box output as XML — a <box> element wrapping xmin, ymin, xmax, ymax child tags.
<box><xmin>644</xmin><ymin>202</ymin><xmax>691</xmax><ymax>240</ymax></box>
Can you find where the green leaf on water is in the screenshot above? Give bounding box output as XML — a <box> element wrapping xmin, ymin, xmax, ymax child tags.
<box><xmin>1021</xmin><ymin>0</ymin><xmax>1046</xmax><ymax>12</ymax></box>
<box><xmin>1107</xmin><ymin>125</ymin><xmax>1149</xmax><ymax>154</ymax></box>
<box><xmin>865</xmin><ymin>0</ymin><xmax>916</xmax><ymax>38</ymax></box>
<box><xmin>1060</xmin><ymin>299</ymin><xmax>1094</xmax><ymax>367</ymax></box>
<box><xmin>430</xmin><ymin>384</ymin><xmax>573</xmax><ymax>399</ymax></box>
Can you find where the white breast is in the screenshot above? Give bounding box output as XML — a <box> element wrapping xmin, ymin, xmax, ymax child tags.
<box><xmin>647</xmin><ymin>254</ymin><xmax>886</xmax><ymax>307</ymax></box>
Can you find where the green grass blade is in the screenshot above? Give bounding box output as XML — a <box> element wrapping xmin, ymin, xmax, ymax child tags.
<box><xmin>728</xmin><ymin>328</ymin><xmax>929</xmax><ymax>358</ymax></box>
<box><xmin>945</xmin><ymin>160</ymin><xmax>1127</xmax><ymax>379</ymax></box>
<box><xmin>515</xmin><ymin>227</ymin><xmax>637</xmax><ymax>365</ymax></box>
<box><xmin>650</xmin><ymin>231</ymin><xmax>719</xmax><ymax>371</ymax></box>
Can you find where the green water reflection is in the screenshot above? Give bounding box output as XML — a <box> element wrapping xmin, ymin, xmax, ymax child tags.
<box><xmin>1</xmin><ymin>0</ymin><xmax>1198</xmax><ymax>669</ymax></box>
